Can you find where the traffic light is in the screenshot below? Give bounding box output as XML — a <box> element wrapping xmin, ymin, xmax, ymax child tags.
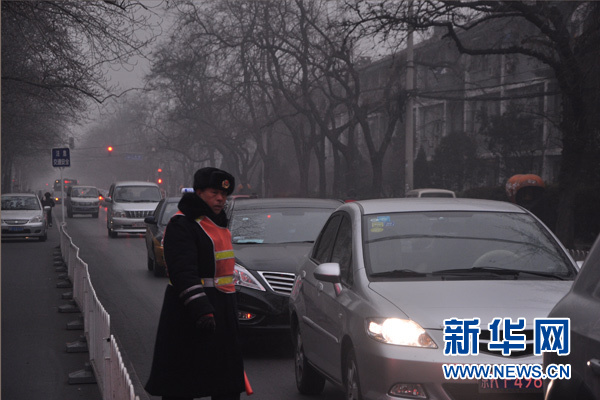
<box><xmin>157</xmin><ymin>168</ymin><xmax>163</xmax><ymax>185</ymax></box>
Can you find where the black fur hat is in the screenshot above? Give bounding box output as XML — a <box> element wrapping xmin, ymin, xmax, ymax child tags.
<box><xmin>193</xmin><ymin>167</ymin><xmax>235</xmax><ymax>195</ymax></box>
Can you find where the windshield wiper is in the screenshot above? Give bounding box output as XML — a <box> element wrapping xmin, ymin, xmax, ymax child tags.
<box><xmin>432</xmin><ymin>267</ymin><xmax>566</xmax><ymax>280</ymax></box>
<box><xmin>370</xmin><ymin>269</ymin><xmax>428</xmax><ymax>278</ymax></box>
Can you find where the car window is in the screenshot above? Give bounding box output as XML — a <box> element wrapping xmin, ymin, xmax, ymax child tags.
<box><xmin>331</xmin><ymin>215</ymin><xmax>353</xmax><ymax>285</ymax></box>
<box><xmin>363</xmin><ymin>211</ymin><xmax>577</xmax><ymax>280</ymax></box>
<box><xmin>230</xmin><ymin>207</ymin><xmax>335</xmax><ymax>244</ymax></box>
<box><xmin>1</xmin><ymin>196</ymin><xmax>40</xmax><ymax>211</ymax></box>
<box><xmin>71</xmin><ymin>187</ymin><xmax>98</xmax><ymax>198</ymax></box>
<box><xmin>161</xmin><ymin>202</ymin><xmax>180</xmax><ymax>225</ymax></box>
<box><xmin>114</xmin><ymin>186</ymin><xmax>161</xmax><ymax>202</ymax></box>
<box><xmin>312</xmin><ymin>214</ymin><xmax>342</xmax><ymax>263</ymax></box>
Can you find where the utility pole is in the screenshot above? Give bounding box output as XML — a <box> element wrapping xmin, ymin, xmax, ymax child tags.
<box><xmin>404</xmin><ymin>2</ymin><xmax>415</xmax><ymax>194</ymax></box>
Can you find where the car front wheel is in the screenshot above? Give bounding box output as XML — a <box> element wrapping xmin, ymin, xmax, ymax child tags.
<box><xmin>294</xmin><ymin>329</ymin><xmax>325</xmax><ymax>395</ymax></box>
<box><xmin>345</xmin><ymin>348</ymin><xmax>362</xmax><ymax>400</ymax></box>
<box><xmin>108</xmin><ymin>227</ymin><xmax>117</xmax><ymax>238</ymax></box>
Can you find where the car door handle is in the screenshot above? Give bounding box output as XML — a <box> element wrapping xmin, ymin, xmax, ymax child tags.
<box><xmin>588</xmin><ymin>359</ymin><xmax>600</xmax><ymax>375</ymax></box>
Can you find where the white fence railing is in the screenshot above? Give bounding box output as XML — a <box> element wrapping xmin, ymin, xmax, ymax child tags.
<box><xmin>59</xmin><ymin>223</ymin><xmax>140</xmax><ymax>400</ymax></box>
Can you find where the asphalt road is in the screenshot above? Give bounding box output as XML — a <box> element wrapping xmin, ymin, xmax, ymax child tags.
<box><xmin>2</xmin><ymin>206</ymin><xmax>345</xmax><ymax>400</ymax></box>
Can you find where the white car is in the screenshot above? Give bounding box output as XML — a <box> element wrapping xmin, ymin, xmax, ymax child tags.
<box><xmin>105</xmin><ymin>181</ymin><xmax>162</xmax><ymax>238</ymax></box>
<box><xmin>1</xmin><ymin>193</ymin><xmax>48</xmax><ymax>241</ymax></box>
<box><xmin>65</xmin><ymin>185</ymin><xmax>100</xmax><ymax>218</ymax></box>
<box><xmin>289</xmin><ymin>198</ymin><xmax>578</xmax><ymax>400</ymax></box>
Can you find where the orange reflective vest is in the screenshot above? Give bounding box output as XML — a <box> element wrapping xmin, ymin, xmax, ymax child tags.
<box><xmin>195</xmin><ymin>215</ymin><xmax>236</xmax><ymax>293</ymax></box>
<box><xmin>168</xmin><ymin>212</ymin><xmax>235</xmax><ymax>293</ymax></box>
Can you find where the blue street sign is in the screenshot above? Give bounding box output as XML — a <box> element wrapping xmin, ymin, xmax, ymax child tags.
<box><xmin>52</xmin><ymin>148</ymin><xmax>71</xmax><ymax>167</ymax></box>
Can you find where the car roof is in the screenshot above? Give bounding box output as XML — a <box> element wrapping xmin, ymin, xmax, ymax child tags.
<box><xmin>112</xmin><ymin>181</ymin><xmax>159</xmax><ymax>187</ymax></box>
<box><xmin>229</xmin><ymin>197</ymin><xmax>343</xmax><ymax>210</ymax></box>
<box><xmin>2</xmin><ymin>193</ymin><xmax>37</xmax><ymax>197</ymax></box>
<box><xmin>343</xmin><ymin>198</ymin><xmax>526</xmax><ymax>215</ymax></box>
<box><xmin>407</xmin><ymin>188</ymin><xmax>456</xmax><ymax>195</ymax></box>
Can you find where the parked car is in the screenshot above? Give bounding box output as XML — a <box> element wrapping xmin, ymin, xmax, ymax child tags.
<box><xmin>144</xmin><ymin>197</ymin><xmax>181</xmax><ymax>277</ymax></box>
<box><xmin>544</xmin><ymin>233</ymin><xmax>600</xmax><ymax>400</ymax></box>
<box><xmin>105</xmin><ymin>181</ymin><xmax>162</xmax><ymax>238</ymax></box>
<box><xmin>65</xmin><ymin>185</ymin><xmax>100</xmax><ymax>218</ymax></box>
<box><xmin>405</xmin><ymin>188</ymin><xmax>456</xmax><ymax>198</ymax></box>
<box><xmin>289</xmin><ymin>198</ymin><xmax>579</xmax><ymax>400</ymax></box>
<box><xmin>1</xmin><ymin>193</ymin><xmax>48</xmax><ymax>241</ymax></box>
<box><xmin>226</xmin><ymin>197</ymin><xmax>343</xmax><ymax>333</ymax></box>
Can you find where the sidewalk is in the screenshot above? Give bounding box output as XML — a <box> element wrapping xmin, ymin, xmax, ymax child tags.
<box><xmin>1</xmin><ymin>225</ymin><xmax>103</xmax><ymax>400</ymax></box>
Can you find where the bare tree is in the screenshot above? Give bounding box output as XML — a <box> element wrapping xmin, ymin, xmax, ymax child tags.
<box><xmin>1</xmin><ymin>1</ymin><xmax>162</xmax><ymax>192</ymax></box>
<box><xmin>346</xmin><ymin>0</ymin><xmax>600</xmax><ymax>247</ymax></box>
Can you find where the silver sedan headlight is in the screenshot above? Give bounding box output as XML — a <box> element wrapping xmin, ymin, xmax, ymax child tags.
<box><xmin>366</xmin><ymin>318</ymin><xmax>437</xmax><ymax>348</ymax></box>
<box><xmin>233</xmin><ymin>264</ymin><xmax>265</xmax><ymax>291</ymax></box>
<box><xmin>30</xmin><ymin>215</ymin><xmax>44</xmax><ymax>223</ymax></box>
<box><xmin>112</xmin><ymin>210</ymin><xmax>126</xmax><ymax>218</ymax></box>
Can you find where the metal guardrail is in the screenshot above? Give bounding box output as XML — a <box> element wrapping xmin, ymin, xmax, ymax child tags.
<box><xmin>59</xmin><ymin>223</ymin><xmax>140</xmax><ymax>400</ymax></box>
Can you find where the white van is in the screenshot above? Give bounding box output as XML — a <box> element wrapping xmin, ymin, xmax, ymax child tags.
<box><xmin>405</xmin><ymin>188</ymin><xmax>456</xmax><ymax>198</ymax></box>
<box><xmin>105</xmin><ymin>181</ymin><xmax>162</xmax><ymax>238</ymax></box>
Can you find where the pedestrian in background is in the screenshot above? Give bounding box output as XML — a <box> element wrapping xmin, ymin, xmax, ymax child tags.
<box><xmin>145</xmin><ymin>167</ymin><xmax>246</xmax><ymax>400</ymax></box>
<box><xmin>41</xmin><ymin>192</ymin><xmax>55</xmax><ymax>227</ymax></box>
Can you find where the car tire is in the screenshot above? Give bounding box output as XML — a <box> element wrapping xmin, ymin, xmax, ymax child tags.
<box><xmin>147</xmin><ymin>255</ymin><xmax>154</xmax><ymax>271</ymax></box>
<box><xmin>108</xmin><ymin>227</ymin><xmax>117</xmax><ymax>238</ymax></box>
<box><xmin>294</xmin><ymin>329</ymin><xmax>325</xmax><ymax>395</ymax></box>
<box><xmin>345</xmin><ymin>348</ymin><xmax>362</xmax><ymax>400</ymax></box>
<box><xmin>153</xmin><ymin>260</ymin><xmax>165</xmax><ymax>277</ymax></box>
<box><xmin>39</xmin><ymin>234</ymin><xmax>47</xmax><ymax>242</ymax></box>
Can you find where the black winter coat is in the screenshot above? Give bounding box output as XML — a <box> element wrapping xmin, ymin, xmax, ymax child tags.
<box><xmin>145</xmin><ymin>193</ymin><xmax>245</xmax><ymax>398</ymax></box>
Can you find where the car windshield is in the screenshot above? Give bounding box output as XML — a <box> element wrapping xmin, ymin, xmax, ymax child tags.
<box><xmin>114</xmin><ymin>186</ymin><xmax>161</xmax><ymax>202</ymax></box>
<box><xmin>71</xmin><ymin>187</ymin><xmax>98</xmax><ymax>198</ymax></box>
<box><xmin>230</xmin><ymin>207</ymin><xmax>334</xmax><ymax>244</ymax></box>
<box><xmin>161</xmin><ymin>202</ymin><xmax>180</xmax><ymax>225</ymax></box>
<box><xmin>1</xmin><ymin>196</ymin><xmax>40</xmax><ymax>211</ymax></box>
<box><xmin>363</xmin><ymin>211</ymin><xmax>576</xmax><ymax>281</ymax></box>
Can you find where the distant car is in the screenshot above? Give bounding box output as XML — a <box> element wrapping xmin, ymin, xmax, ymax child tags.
<box><xmin>144</xmin><ymin>197</ymin><xmax>180</xmax><ymax>277</ymax></box>
<box><xmin>65</xmin><ymin>185</ymin><xmax>100</xmax><ymax>218</ymax></box>
<box><xmin>544</xmin><ymin>233</ymin><xmax>600</xmax><ymax>400</ymax></box>
<box><xmin>405</xmin><ymin>188</ymin><xmax>456</xmax><ymax>198</ymax></box>
<box><xmin>105</xmin><ymin>181</ymin><xmax>162</xmax><ymax>238</ymax></box>
<box><xmin>1</xmin><ymin>193</ymin><xmax>48</xmax><ymax>241</ymax></box>
<box><xmin>289</xmin><ymin>198</ymin><xmax>578</xmax><ymax>400</ymax></box>
<box><xmin>226</xmin><ymin>197</ymin><xmax>343</xmax><ymax>333</ymax></box>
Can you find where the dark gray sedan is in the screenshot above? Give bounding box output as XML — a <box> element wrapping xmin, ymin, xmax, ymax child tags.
<box><xmin>226</xmin><ymin>197</ymin><xmax>343</xmax><ymax>334</ymax></box>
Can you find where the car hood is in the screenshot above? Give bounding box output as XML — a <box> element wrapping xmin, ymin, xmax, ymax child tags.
<box><xmin>368</xmin><ymin>280</ymin><xmax>573</xmax><ymax>330</ymax></box>
<box><xmin>2</xmin><ymin>210</ymin><xmax>43</xmax><ymax>220</ymax></box>
<box><xmin>113</xmin><ymin>202</ymin><xmax>159</xmax><ymax>211</ymax></box>
<box><xmin>234</xmin><ymin>242</ymin><xmax>312</xmax><ymax>273</ymax></box>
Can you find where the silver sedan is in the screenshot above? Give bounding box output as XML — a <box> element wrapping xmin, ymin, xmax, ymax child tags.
<box><xmin>289</xmin><ymin>198</ymin><xmax>579</xmax><ymax>400</ymax></box>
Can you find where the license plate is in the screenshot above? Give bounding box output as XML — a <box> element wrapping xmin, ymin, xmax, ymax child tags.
<box><xmin>479</xmin><ymin>378</ymin><xmax>543</xmax><ymax>393</ymax></box>
<box><xmin>9</xmin><ymin>226</ymin><xmax>24</xmax><ymax>232</ymax></box>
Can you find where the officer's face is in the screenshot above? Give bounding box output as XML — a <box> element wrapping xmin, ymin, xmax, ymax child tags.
<box><xmin>198</xmin><ymin>187</ymin><xmax>228</xmax><ymax>214</ymax></box>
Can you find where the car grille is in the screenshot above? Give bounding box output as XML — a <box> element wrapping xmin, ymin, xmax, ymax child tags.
<box><xmin>478</xmin><ymin>329</ymin><xmax>535</xmax><ymax>357</ymax></box>
<box><xmin>258</xmin><ymin>271</ymin><xmax>296</xmax><ymax>295</ymax></box>
<box><xmin>125</xmin><ymin>210</ymin><xmax>153</xmax><ymax>218</ymax></box>
<box><xmin>3</xmin><ymin>220</ymin><xmax>29</xmax><ymax>225</ymax></box>
<box><xmin>75</xmin><ymin>202</ymin><xmax>96</xmax><ymax>206</ymax></box>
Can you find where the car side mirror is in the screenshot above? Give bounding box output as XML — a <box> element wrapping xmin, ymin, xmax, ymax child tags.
<box><xmin>104</xmin><ymin>197</ymin><xmax>112</xmax><ymax>203</ymax></box>
<box><xmin>314</xmin><ymin>262</ymin><xmax>341</xmax><ymax>284</ymax></box>
<box><xmin>144</xmin><ymin>216</ymin><xmax>157</xmax><ymax>225</ymax></box>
